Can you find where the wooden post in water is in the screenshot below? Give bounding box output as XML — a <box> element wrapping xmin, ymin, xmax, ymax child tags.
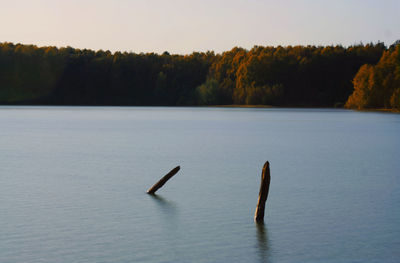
<box><xmin>147</xmin><ymin>166</ymin><xmax>180</xmax><ymax>194</ymax></box>
<box><xmin>254</xmin><ymin>161</ymin><xmax>271</xmax><ymax>223</ymax></box>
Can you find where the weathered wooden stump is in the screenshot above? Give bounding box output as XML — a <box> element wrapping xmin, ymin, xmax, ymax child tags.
<box><xmin>254</xmin><ymin>161</ymin><xmax>271</xmax><ymax>222</ymax></box>
<box><xmin>147</xmin><ymin>166</ymin><xmax>180</xmax><ymax>194</ymax></box>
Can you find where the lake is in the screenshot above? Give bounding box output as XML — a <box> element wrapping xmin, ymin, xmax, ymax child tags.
<box><xmin>1</xmin><ymin>107</ymin><xmax>399</xmax><ymax>263</ymax></box>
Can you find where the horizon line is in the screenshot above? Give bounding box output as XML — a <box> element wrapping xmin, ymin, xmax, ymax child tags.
<box><xmin>0</xmin><ymin>40</ymin><xmax>392</xmax><ymax>56</ymax></box>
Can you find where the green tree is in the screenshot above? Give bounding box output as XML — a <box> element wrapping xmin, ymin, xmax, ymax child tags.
<box><xmin>196</xmin><ymin>78</ymin><xmax>218</xmax><ymax>105</ymax></box>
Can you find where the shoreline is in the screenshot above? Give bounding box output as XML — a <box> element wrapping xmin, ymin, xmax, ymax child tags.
<box><xmin>211</xmin><ymin>104</ymin><xmax>400</xmax><ymax>113</ymax></box>
<box><xmin>210</xmin><ymin>104</ymin><xmax>334</xmax><ymax>109</ymax></box>
<box><xmin>0</xmin><ymin>104</ymin><xmax>399</xmax><ymax>113</ymax></box>
<box><xmin>356</xmin><ymin>108</ymin><xmax>400</xmax><ymax>114</ymax></box>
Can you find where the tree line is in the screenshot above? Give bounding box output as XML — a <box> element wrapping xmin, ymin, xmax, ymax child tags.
<box><xmin>0</xmin><ymin>41</ymin><xmax>397</xmax><ymax>108</ymax></box>
<box><xmin>345</xmin><ymin>42</ymin><xmax>400</xmax><ymax>110</ymax></box>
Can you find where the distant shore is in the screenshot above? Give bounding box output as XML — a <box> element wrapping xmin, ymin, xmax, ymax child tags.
<box><xmin>211</xmin><ymin>104</ymin><xmax>274</xmax><ymax>108</ymax></box>
<box><xmin>0</xmin><ymin>104</ymin><xmax>399</xmax><ymax>113</ymax></box>
<box><xmin>210</xmin><ymin>105</ymin><xmax>400</xmax><ymax>113</ymax></box>
<box><xmin>210</xmin><ymin>104</ymin><xmax>335</xmax><ymax>108</ymax></box>
<box><xmin>358</xmin><ymin>108</ymin><xmax>400</xmax><ymax>114</ymax></box>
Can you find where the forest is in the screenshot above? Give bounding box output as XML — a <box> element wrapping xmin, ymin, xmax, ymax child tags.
<box><xmin>0</xmin><ymin>41</ymin><xmax>398</xmax><ymax>109</ymax></box>
<box><xmin>345</xmin><ymin>43</ymin><xmax>400</xmax><ymax>110</ymax></box>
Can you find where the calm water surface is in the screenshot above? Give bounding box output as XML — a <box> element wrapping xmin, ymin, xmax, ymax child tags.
<box><xmin>1</xmin><ymin>107</ymin><xmax>399</xmax><ymax>263</ymax></box>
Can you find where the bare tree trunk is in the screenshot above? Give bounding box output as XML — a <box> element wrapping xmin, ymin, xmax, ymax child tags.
<box><xmin>147</xmin><ymin>166</ymin><xmax>180</xmax><ymax>194</ymax></box>
<box><xmin>254</xmin><ymin>161</ymin><xmax>271</xmax><ymax>222</ymax></box>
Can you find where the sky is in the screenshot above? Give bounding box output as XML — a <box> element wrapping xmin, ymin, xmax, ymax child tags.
<box><xmin>0</xmin><ymin>0</ymin><xmax>399</xmax><ymax>54</ymax></box>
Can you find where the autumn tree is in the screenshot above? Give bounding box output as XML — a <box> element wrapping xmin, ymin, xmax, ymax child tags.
<box><xmin>346</xmin><ymin>44</ymin><xmax>400</xmax><ymax>110</ymax></box>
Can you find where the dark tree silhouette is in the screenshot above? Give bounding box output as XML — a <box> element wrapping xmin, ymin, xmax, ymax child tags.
<box><xmin>0</xmin><ymin>41</ymin><xmax>393</xmax><ymax>109</ymax></box>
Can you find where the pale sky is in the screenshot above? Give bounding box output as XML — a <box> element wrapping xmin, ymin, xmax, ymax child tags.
<box><xmin>0</xmin><ymin>0</ymin><xmax>399</xmax><ymax>54</ymax></box>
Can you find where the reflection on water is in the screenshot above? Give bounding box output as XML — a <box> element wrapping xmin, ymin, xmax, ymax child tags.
<box><xmin>149</xmin><ymin>194</ymin><xmax>179</xmax><ymax>233</ymax></box>
<box><xmin>149</xmin><ymin>194</ymin><xmax>178</xmax><ymax>216</ymax></box>
<box><xmin>256</xmin><ymin>223</ymin><xmax>270</xmax><ymax>263</ymax></box>
<box><xmin>148</xmin><ymin>194</ymin><xmax>180</xmax><ymax>258</ymax></box>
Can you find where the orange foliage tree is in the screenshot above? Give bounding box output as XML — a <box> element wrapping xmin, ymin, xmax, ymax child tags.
<box><xmin>346</xmin><ymin>44</ymin><xmax>400</xmax><ymax>110</ymax></box>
